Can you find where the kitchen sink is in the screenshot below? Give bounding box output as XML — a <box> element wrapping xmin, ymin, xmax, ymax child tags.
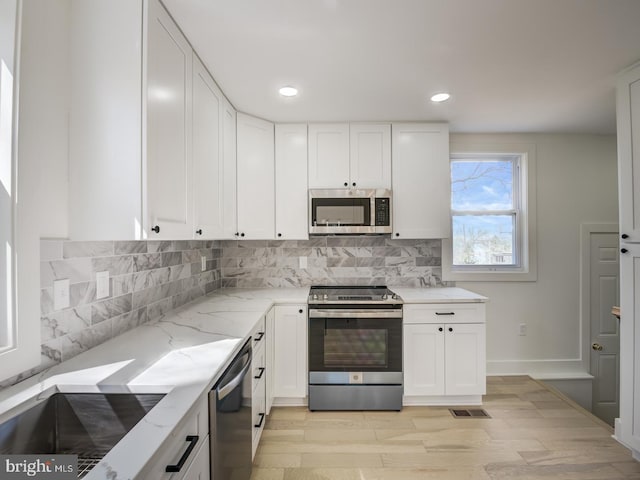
<box><xmin>0</xmin><ymin>392</ymin><xmax>165</xmax><ymax>478</ymax></box>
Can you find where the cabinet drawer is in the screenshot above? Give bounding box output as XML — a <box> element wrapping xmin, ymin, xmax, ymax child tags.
<box><xmin>252</xmin><ymin>343</ymin><xmax>266</xmax><ymax>393</ymax></box>
<box><xmin>403</xmin><ymin>303</ymin><xmax>485</xmax><ymax>325</ymax></box>
<box><xmin>141</xmin><ymin>396</ymin><xmax>208</xmax><ymax>480</ymax></box>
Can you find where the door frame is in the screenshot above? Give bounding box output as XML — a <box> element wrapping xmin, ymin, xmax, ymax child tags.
<box><xmin>579</xmin><ymin>223</ymin><xmax>619</xmax><ymax>373</ymax></box>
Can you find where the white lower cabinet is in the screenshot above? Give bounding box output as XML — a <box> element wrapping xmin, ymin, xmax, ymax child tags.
<box><xmin>265</xmin><ymin>307</ymin><xmax>275</xmax><ymax>414</ymax></box>
<box><xmin>141</xmin><ymin>396</ymin><xmax>209</xmax><ymax>479</ymax></box>
<box><xmin>251</xmin><ymin>316</ymin><xmax>267</xmax><ymax>459</ymax></box>
<box><xmin>180</xmin><ymin>436</ymin><xmax>210</xmax><ymax>480</ymax></box>
<box><xmin>272</xmin><ymin>305</ymin><xmax>307</xmax><ymax>404</ymax></box>
<box><xmin>403</xmin><ymin>303</ymin><xmax>486</xmax><ymax>405</ymax></box>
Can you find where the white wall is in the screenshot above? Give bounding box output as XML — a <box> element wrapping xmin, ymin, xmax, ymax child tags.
<box><xmin>451</xmin><ymin>133</ymin><xmax>618</xmax><ymax>377</ymax></box>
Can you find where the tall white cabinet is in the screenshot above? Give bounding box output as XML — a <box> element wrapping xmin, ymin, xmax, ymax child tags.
<box><xmin>145</xmin><ymin>0</ymin><xmax>193</xmax><ymax>239</ymax></box>
<box><xmin>275</xmin><ymin>124</ymin><xmax>309</xmax><ymax>240</ymax></box>
<box><xmin>68</xmin><ymin>0</ymin><xmax>236</xmax><ymax>241</ymax></box>
<box><xmin>391</xmin><ymin>123</ymin><xmax>450</xmax><ymax>239</ymax></box>
<box><xmin>236</xmin><ymin>113</ymin><xmax>275</xmax><ymax>239</ymax></box>
<box><xmin>615</xmin><ymin>61</ymin><xmax>640</xmax><ymax>461</ymax></box>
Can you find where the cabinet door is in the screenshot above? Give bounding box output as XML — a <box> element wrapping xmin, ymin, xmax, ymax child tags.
<box><xmin>180</xmin><ymin>436</ymin><xmax>210</xmax><ymax>480</ymax></box>
<box><xmin>349</xmin><ymin>124</ymin><xmax>391</xmax><ymax>189</ymax></box>
<box><xmin>391</xmin><ymin>123</ymin><xmax>450</xmax><ymax>239</ymax></box>
<box><xmin>273</xmin><ymin>305</ymin><xmax>307</xmax><ymax>399</ymax></box>
<box><xmin>308</xmin><ymin>123</ymin><xmax>350</xmax><ymax>188</ymax></box>
<box><xmin>618</xmin><ymin>64</ymin><xmax>640</xmax><ymax>241</ymax></box>
<box><xmin>145</xmin><ymin>0</ymin><xmax>193</xmax><ymax>239</ymax></box>
<box><xmin>236</xmin><ymin>113</ymin><xmax>275</xmax><ymax>239</ymax></box>
<box><xmin>403</xmin><ymin>324</ymin><xmax>445</xmax><ymax>396</ymax></box>
<box><xmin>617</xmin><ymin>63</ymin><xmax>640</xmax><ymax>456</ymax></box>
<box><xmin>221</xmin><ymin>99</ymin><xmax>238</xmax><ymax>239</ymax></box>
<box><xmin>444</xmin><ymin>323</ymin><xmax>486</xmax><ymax>396</ymax></box>
<box><xmin>275</xmin><ymin>124</ymin><xmax>309</xmax><ymax>240</ymax></box>
<box><xmin>265</xmin><ymin>307</ymin><xmax>275</xmax><ymax>414</ymax></box>
<box><xmin>192</xmin><ymin>55</ymin><xmax>223</xmax><ymax>239</ymax></box>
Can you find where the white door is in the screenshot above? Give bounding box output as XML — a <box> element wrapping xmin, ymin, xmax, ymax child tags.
<box><xmin>275</xmin><ymin>124</ymin><xmax>308</xmax><ymax>240</ymax></box>
<box><xmin>589</xmin><ymin>232</ymin><xmax>620</xmax><ymax>425</ymax></box>
<box><xmin>145</xmin><ymin>0</ymin><xmax>193</xmax><ymax>239</ymax></box>
<box><xmin>391</xmin><ymin>123</ymin><xmax>450</xmax><ymax>239</ymax></box>
<box><xmin>192</xmin><ymin>55</ymin><xmax>222</xmax><ymax>239</ymax></box>
<box><xmin>403</xmin><ymin>324</ymin><xmax>445</xmax><ymax>396</ymax></box>
<box><xmin>444</xmin><ymin>323</ymin><xmax>486</xmax><ymax>396</ymax></box>
<box><xmin>273</xmin><ymin>305</ymin><xmax>307</xmax><ymax>400</ymax></box>
<box><xmin>349</xmin><ymin>123</ymin><xmax>391</xmax><ymax>189</ymax></box>
<box><xmin>308</xmin><ymin>123</ymin><xmax>350</xmax><ymax>188</ymax></box>
<box><xmin>236</xmin><ymin>113</ymin><xmax>275</xmax><ymax>239</ymax></box>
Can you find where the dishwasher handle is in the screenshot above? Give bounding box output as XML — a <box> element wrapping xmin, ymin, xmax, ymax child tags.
<box><xmin>217</xmin><ymin>349</ymin><xmax>251</xmax><ymax>401</ymax></box>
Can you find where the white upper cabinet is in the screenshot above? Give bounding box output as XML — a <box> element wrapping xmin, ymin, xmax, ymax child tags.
<box><xmin>145</xmin><ymin>0</ymin><xmax>193</xmax><ymax>239</ymax></box>
<box><xmin>237</xmin><ymin>113</ymin><xmax>275</xmax><ymax>239</ymax></box>
<box><xmin>221</xmin><ymin>99</ymin><xmax>238</xmax><ymax>239</ymax></box>
<box><xmin>192</xmin><ymin>54</ymin><xmax>223</xmax><ymax>239</ymax></box>
<box><xmin>308</xmin><ymin>123</ymin><xmax>391</xmax><ymax>189</ymax></box>
<box><xmin>349</xmin><ymin>123</ymin><xmax>391</xmax><ymax>189</ymax></box>
<box><xmin>308</xmin><ymin>123</ymin><xmax>350</xmax><ymax>188</ymax></box>
<box><xmin>392</xmin><ymin>123</ymin><xmax>450</xmax><ymax>239</ymax></box>
<box><xmin>275</xmin><ymin>124</ymin><xmax>308</xmax><ymax>240</ymax></box>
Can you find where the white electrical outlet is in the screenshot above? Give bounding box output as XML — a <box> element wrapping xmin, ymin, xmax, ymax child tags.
<box><xmin>519</xmin><ymin>323</ymin><xmax>527</xmax><ymax>336</ymax></box>
<box><xmin>299</xmin><ymin>256</ymin><xmax>308</xmax><ymax>268</ymax></box>
<box><xmin>96</xmin><ymin>271</ymin><xmax>110</xmax><ymax>299</ymax></box>
<box><xmin>53</xmin><ymin>279</ymin><xmax>70</xmax><ymax>311</ymax></box>
<box><xmin>201</xmin><ymin>256</ymin><xmax>207</xmax><ymax>272</ymax></box>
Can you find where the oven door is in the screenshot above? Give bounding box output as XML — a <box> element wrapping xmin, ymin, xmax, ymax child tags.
<box><xmin>308</xmin><ymin>307</ymin><xmax>402</xmax><ymax>385</ymax></box>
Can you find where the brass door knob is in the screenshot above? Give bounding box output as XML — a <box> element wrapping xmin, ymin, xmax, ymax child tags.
<box><xmin>592</xmin><ymin>343</ymin><xmax>603</xmax><ymax>351</ymax></box>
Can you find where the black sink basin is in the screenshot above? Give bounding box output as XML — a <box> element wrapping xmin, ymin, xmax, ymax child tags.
<box><xmin>0</xmin><ymin>392</ymin><xmax>165</xmax><ymax>478</ymax></box>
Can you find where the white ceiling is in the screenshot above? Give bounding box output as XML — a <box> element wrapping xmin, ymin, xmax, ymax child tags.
<box><xmin>163</xmin><ymin>0</ymin><xmax>640</xmax><ymax>134</ymax></box>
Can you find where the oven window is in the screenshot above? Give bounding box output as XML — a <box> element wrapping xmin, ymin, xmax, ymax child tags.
<box><xmin>324</xmin><ymin>328</ymin><xmax>387</xmax><ymax>367</ymax></box>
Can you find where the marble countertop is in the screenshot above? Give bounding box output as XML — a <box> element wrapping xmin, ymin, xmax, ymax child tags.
<box><xmin>0</xmin><ymin>285</ymin><xmax>484</xmax><ymax>479</ymax></box>
<box><xmin>0</xmin><ymin>288</ymin><xmax>308</xmax><ymax>480</ymax></box>
<box><xmin>392</xmin><ymin>287</ymin><xmax>488</xmax><ymax>303</ymax></box>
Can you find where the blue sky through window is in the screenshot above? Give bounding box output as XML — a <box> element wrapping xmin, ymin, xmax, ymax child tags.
<box><xmin>451</xmin><ymin>159</ymin><xmax>516</xmax><ymax>266</ymax></box>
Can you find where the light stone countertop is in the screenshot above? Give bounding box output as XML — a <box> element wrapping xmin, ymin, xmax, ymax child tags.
<box><xmin>0</xmin><ymin>288</ymin><xmax>308</xmax><ymax>480</ymax></box>
<box><xmin>0</xmin><ymin>285</ymin><xmax>484</xmax><ymax>479</ymax></box>
<box><xmin>392</xmin><ymin>287</ymin><xmax>488</xmax><ymax>303</ymax></box>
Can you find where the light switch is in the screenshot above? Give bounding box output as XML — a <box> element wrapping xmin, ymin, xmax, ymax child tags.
<box><xmin>299</xmin><ymin>256</ymin><xmax>307</xmax><ymax>269</ymax></box>
<box><xmin>53</xmin><ymin>279</ymin><xmax>70</xmax><ymax>311</ymax></box>
<box><xmin>96</xmin><ymin>270</ymin><xmax>110</xmax><ymax>299</ymax></box>
<box><xmin>201</xmin><ymin>256</ymin><xmax>207</xmax><ymax>272</ymax></box>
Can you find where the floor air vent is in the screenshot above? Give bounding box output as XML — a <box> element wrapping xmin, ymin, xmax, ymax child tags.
<box><xmin>449</xmin><ymin>408</ymin><xmax>490</xmax><ymax>418</ymax></box>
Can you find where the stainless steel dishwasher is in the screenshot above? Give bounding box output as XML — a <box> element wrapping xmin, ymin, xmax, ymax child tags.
<box><xmin>209</xmin><ymin>338</ymin><xmax>252</xmax><ymax>480</ymax></box>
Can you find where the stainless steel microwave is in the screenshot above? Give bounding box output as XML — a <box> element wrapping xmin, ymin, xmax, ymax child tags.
<box><xmin>309</xmin><ymin>188</ymin><xmax>392</xmax><ymax>235</ymax></box>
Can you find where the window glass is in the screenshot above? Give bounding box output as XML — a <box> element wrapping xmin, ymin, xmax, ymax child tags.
<box><xmin>450</xmin><ymin>156</ymin><xmax>519</xmax><ymax>269</ymax></box>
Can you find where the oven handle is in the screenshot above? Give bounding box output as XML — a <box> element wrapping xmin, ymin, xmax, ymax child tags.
<box><xmin>309</xmin><ymin>309</ymin><xmax>402</xmax><ymax>319</ymax></box>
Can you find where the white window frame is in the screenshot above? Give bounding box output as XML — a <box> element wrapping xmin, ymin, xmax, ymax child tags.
<box><xmin>1</xmin><ymin>0</ymin><xmax>40</xmax><ymax>382</ymax></box>
<box><xmin>443</xmin><ymin>142</ymin><xmax>537</xmax><ymax>282</ymax></box>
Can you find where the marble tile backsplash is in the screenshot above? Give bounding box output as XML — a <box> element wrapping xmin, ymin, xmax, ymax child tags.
<box><xmin>2</xmin><ymin>239</ymin><xmax>222</xmax><ymax>388</ymax></box>
<box><xmin>3</xmin><ymin>235</ymin><xmax>445</xmax><ymax>389</ymax></box>
<box><xmin>220</xmin><ymin>236</ymin><xmax>448</xmax><ymax>288</ymax></box>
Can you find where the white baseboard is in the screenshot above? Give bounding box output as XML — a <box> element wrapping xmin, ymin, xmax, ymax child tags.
<box><xmin>272</xmin><ymin>397</ymin><xmax>307</xmax><ymax>407</ymax></box>
<box><xmin>403</xmin><ymin>395</ymin><xmax>483</xmax><ymax>406</ymax></box>
<box><xmin>487</xmin><ymin>358</ymin><xmax>588</xmax><ymax>378</ymax></box>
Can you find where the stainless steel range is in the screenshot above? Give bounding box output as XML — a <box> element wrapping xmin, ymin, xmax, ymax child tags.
<box><xmin>307</xmin><ymin>286</ymin><xmax>403</xmax><ymax>411</ymax></box>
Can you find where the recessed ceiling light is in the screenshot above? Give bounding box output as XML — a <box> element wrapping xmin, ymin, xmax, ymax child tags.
<box><xmin>279</xmin><ymin>86</ymin><xmax>298</xmax><ymax>97</ymax></box>
<box><xmin>430</xmin><ymin>92</ymin><xmax>451</xmax><ymax>103</ymax></box>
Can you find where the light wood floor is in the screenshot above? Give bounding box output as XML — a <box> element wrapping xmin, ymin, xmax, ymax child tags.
<box><xmin>251</xmin><ymin>376</ymin><xmax>640</xmax><ymax>479</ymax></box>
